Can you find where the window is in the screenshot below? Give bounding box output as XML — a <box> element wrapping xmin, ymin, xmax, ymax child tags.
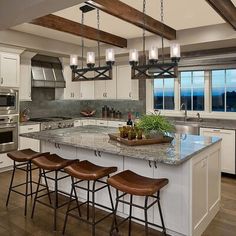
<box><xmin>212</xmin><ymin>69</ymin><xmax>236</xmax><ymax>112</ymax></box>
<box><xmin>180</xmin><ymin>71</ymin><xmax>204</xmax><ymax>111</ymax></box>
<box><xmin>154</xmin><ymin>78</ymin><xmax>174</xmax><ymax>110</ymax></box>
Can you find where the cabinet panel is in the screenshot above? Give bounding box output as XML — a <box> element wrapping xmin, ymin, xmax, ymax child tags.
<box><xmin>19</xmin><ymin>124</ymin><xmax>40</xmax><ymax>152</ymax></box>
<box><xmin>116</xmin><ymin>65</ymin><xmax>132</xmax><ymax>99</ymax></box>
<box><xmin>1</xmin><ymin>53</ymin><xmax>19</xmax><ymax>87</ymax></box>
<box><xmin>200</xmin><ymin>128</ymin><xmax>235</xmax><ymax>174</ymax></box>
<box><xmin>192</xmin><ymin>156</ymin><xmax>208</xmax><ymax>230</ymax></box>
<box><xmin>20</xmin><ymin>58</ymin><xmax>31</xmax><ymax>101</ymax></box>
<box><xmin>124</xmin><ymin>157</ymin><xmax>154</xmax><ymax>222</ymax></box>
<box><xmin>0</xmin><ymin>153</ymin><xmax>13</xmax><ymax>169</ymax></box>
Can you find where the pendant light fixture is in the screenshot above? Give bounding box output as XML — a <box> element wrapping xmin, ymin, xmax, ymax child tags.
<box><xmin>70</xmin><ymin>5</ymin><xmax>115</xmax><ymax>81</ymax></box>
<box><xmin>129</xmin><ymin>0</ymin><xmax>181</xmax><ymax>79</ymax></box>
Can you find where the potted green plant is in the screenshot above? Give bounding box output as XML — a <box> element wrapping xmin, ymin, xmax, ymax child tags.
<box><xmin>136</xmin><ymin>112</ymin><xmax>175</xmax><ymax>139</ymax></box>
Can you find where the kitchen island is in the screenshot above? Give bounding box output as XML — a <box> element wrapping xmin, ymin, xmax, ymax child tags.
<box><xmin>21</xmin><ymin>126</ymin><xmax>221</xmax><ymax>236</ymax></box>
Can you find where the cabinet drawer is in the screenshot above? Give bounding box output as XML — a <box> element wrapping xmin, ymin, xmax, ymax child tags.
<box><xmin>74</xmin><ymin>120</ymin><xmax>81</xmax><ymax>127</ymax></box>
<box><xmin>107</xmin><ymin>121</ymin><xmax>126</xmax><ymax>127</ymax></box>
<box><xmin>96</xmin><ymin>120</ymin><xmax>108</xmax><ymax>127</ymax></box>
<box><xmin>0</xmin><ymin>153</ymin><xmax>13</xmax><ymax>169</ymax></box>
<box><xmin>20</xmin><ymin>124</ymin><xmax>40</xmax><ymax>134</ymax></box>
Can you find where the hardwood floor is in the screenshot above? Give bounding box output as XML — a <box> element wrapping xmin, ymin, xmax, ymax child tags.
<box><xmin>0</xmin><ymin>169</ymin><xmax>235</xmax><ymax>235</ymax></box>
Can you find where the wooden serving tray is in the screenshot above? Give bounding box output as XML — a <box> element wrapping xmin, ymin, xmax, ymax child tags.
<box><xmin>108</xmin><ymin>133</ymin><xmax>173</xmax><ymax>146</ymax></box>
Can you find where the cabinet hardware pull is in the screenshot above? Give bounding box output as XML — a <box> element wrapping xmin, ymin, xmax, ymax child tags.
<box><xmin>28</xmin><ymin>128</ymin><xmax>33</xmax><ymax>131</ymax></box>
<box><xmin>97</xmin><ymin>151</ymin><xmax>101</xmax><ymax>157</ymax></box>
<box><xmin>148</xmin><ymin>160</ymin><xmax>152</xmax><ymax>168</ymax></box>
<box><xmin>58</xmin><ymin>144</ymin><xmax>60</xmax><ymax>149</ymax></box>
<box><xmin>94</xmin><ymin>150</ymin><xmax>97</xmax><ymax>156</ymax></box>
<box><xmin>1</xmin><ymin>77</ymin><xmax>3</xmax><ymax>84</ymax></box>
<box><xmin>129</xmin><ymin>92</ymin><xmax>132</xmax><ymax>98</ymax></box>
<box><xmin>0</xmin><ymin>161</ymin><xmax>3</xmax><ymax>164</ymax></box>
<box><xmin>154</xmin><ymin>161</ymin><xmax>157</xmax><ymax>169</ymax></box>
<box><xmin>212</xmin><ymin>129</ymin><xmax>220</xmax><ymax>132</ymax></box>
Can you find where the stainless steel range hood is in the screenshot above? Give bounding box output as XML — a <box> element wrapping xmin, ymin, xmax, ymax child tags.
<box><xmin>31</xmin><ymin>54</ymin><xmax>65</xmax><ymax>88</ymax></box>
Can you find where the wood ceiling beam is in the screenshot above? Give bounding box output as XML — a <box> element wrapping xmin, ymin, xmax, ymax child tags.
<box><xmin>86</xmin><ymin>0</ymin><xmax>176</xmax><ymax>40</ymax></box>
<box><xmin>206</xmin><ymin>0</ymin><xmax>236</xmax><ymax>30</ymax></box>
<box><xmin>30</xmin><ymin>14</ymin><xmax>127</xmax><ymax>48</ymax></box>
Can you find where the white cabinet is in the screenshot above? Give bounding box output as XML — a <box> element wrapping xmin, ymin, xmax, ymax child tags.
<box><xmin>200</xmin><ymin>128</ymin><xmax>235</xmax><ymax>174</ymax></box>
<box><xmin>56</xmin><ymin>62</ymin><xmax>81</xmax><ymax>100</ymax></box>
<box><xmin>94</xmin><ymin>67</ymin><xmax>117</xmax><ymax>99</ymax></box>
<box><xmin>79</xmin><ymin>80</ymin><xmax>95</xmax><ymax>100</ymax></box>
<box><xmin>19</xmin><ymin>124</ymin><xmax>40</xmax><ymax>152</ymax></box>
<box><xmin>0</xmin><ymin>52</ymin><xmax>20</xmax><ymax>87</ymax></box>
<box><xmin>20</xmin><ymin>58</ymin><xmax>32</xmax><ymax>101</ymax></box>
<box><xmin>0</xmin><ymin>153</ymin><xmax>13</xmax><ymax>170</ymax></box>
<box><xmin>116</xmin><ymin>65</ymin><xmax>139</xmax><ymax>100</ymax></box>
<box><xmin>107</xmin><ymin>121</ymin><xmax>126</xmax><ymax>128</ymax></box>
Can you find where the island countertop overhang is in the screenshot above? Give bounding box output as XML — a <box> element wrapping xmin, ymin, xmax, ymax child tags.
<box><xmin>20</xmin><ymin>126</ymin><xmax>221</xmax><ymax>165</ymax></box>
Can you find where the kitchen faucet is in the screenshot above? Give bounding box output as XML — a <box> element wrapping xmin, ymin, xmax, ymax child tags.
<box><xmin>180</xmin><ymin>103</ymin><xmax>187</xmax><ymax>121</ymax></box>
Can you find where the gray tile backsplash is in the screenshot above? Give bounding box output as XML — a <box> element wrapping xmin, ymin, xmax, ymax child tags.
<box><xmin>20</xmin><ymin>88</ymin><xmax>145</xmax><ymax>119</ymax></box>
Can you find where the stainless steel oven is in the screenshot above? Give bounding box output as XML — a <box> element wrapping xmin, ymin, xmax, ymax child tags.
<box><xmin>0</xmin><ymin>115</ymin><xmax>18</xmax><ymax>153</ymax></box>
<box><xmin>0</xmin><ymin>88</ymin><xmax>18</xmax><ymax>115</ymax></box>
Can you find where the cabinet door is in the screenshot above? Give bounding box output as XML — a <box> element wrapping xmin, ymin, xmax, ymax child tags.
<box><xmin>106</xmin><ymin>67</ymin><xmax>117</xmax><ymax>99</ymax></box>
<box><xmin>200</xmin><ymin>128</ymin><xmax>235</xmax><ymax>174</ymax></box>
<box><xmin>20</xmin><ymin>58</ymin><xmax>31</xmax><ymax>101</ymax></box>
<box><xmin>94</xmin><ymin>80</ymin><xmax>105</xmax><ymax>99</ymax></box>
<box><xmin>116</xmin><ymin>65</ymin><xmax>138</xmax><ymax>100</ymax></box>
<box><xmin>0</xmin><ymin>153</ymin><xmax>13</xmax><ymax>169</ymax></box>
<box><xmin>124</xmin><ymin>157</ymin><xmax>154</xmax><ymax>222</ymax></box>
<box><xmin>0</xmin><ymin>53</ymin><xmax>19</xmax><ymax>87</ymax></box>
<box><xmin>116</xmin><ymin>65</ymin><xmax>132</xmax><ymax>99</ymax></box>
<box><xmin>19</xmin><ymin>124</ymin><xmax>40</xmax><ymax>152</ymax></box>
<box><xmin>91</xmin><ymin>151</ymin><xmax>124</xmax><ymax>214</ymax></box>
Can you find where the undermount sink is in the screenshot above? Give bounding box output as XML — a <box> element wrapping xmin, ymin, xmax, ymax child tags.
<box><xmin>174</xmin><ymin>123</ymin><xmax>200</xmax><ymax>135</ymax></box>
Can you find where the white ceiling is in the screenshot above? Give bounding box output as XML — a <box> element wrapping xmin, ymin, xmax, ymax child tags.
<box><xmin>11</xmin><ymin>0</ymin><xmax>232</xmax><ymax>47</ymax></box>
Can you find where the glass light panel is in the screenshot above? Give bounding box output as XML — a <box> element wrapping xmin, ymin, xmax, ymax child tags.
<box><xmin>149</xmin><ymin>46</ymin><xmax>158</xmax><ymax>61</ymax></box>
<box><xmin>70</xmin><ymin>55</ymin><xmax>78</xmax><ymax>66</ymax></box>
<box><xmin>87</xmin><ymin>52</ymin><xmax>95</xmax><ymax>65</ymax></box>
<box><xmin>106</xmin><ymin>48</ymin><xmax>115</xmax><ymax>62</ymax></box>
<box><xmin>129</xmin><ymin>49</ymin><xmax>139</xmax><ymax>62</ymax></box>
<box><xmin>170</xmin><ymin>43</ymin><xmax>181</xmax><ymax>59</ymax></box>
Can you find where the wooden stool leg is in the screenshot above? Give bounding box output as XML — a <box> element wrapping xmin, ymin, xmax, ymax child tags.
<box><xmin>31</xmin><ymin>168</ymin><xmax>42</xmax><ymax>219</ymax></box>
<box><xmin>128</xmin><ymin>195</ymin><xmax>133</xmax><ymax>236</ymax></box>
<box><xmin>6</xmin><ymin>161</ymin><xmax>16</xmax><ymax>207</ymax></box>
<box><xmin>157</xmin><ymin>191</ymin><xmax>166</xmax><ymax>235</ymax></box>
<box><xmin>144</xmin><ymin>196</ymin><xmax>149</xmax><ymax>236</ymax></box>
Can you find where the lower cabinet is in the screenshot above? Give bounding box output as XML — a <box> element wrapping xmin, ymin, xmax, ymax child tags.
<box><xmin>0</xmin><ymin>153</ymin><xmax>13</xmax><ymax>169</ymax></box>
<box><xmin>19</xmin><ymin>124</ymin><xmax>40</xmax><ymax>152</ymax></box>
<box><xmin>200</xmin><ymin>127</ymin><xmax>236</xmax><ymax>174</ymax></box>
<box><xmin>76</xmin><ymin>148</ymin><xmax>124</xmax><ymax>213</ymax></box>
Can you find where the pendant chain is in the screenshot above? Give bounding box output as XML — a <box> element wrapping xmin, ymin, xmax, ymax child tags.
<box><xmin>143</xmin><ymin>0</ymin><xmax>146</xmax><ymax>57</ymax></box>
<box><xmin>97</xmin><ymin>9</ymin><xmax>101</xmax><ymax>67</ymax></box>
<box><xmin>81</xmin><ymin>12</ymin><xmax>84</xmax><ymax>68</ymax></box>
<box><xmin>161</xmin><ymin>0</ymin><xmax>165</xmax><ymax>63</ymax></box>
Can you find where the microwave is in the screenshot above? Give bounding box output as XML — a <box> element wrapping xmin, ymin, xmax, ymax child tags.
<box><xmin>0</xmin><ymin>88</ymin><xmax>18</xmax><ymax>115</ymax></box>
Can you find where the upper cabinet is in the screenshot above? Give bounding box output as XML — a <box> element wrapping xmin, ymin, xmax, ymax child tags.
<box><xmin>0</xmin><ymin>52</ymin><xmax>20</xmax><ymax>88</ymax></box>
<box><xmin>56</xmin><ymin>58</ymin><xmax>94</xmax><ymax>100</ymax></box>
<box><xmin>19</xmin><ymin>52</ymin><xmax>36</xmax><ymax>101</ymax></box>
<box><xmin>56</xmin><ymin>59</ymin><xmax>139</xmax><ymax>101</ymax></box>
<box><xmin>94</xmin><ymin>67</ymin><xmax>117</xmax><ymax>99</ymax></box>
<box><xmin>116</xmin><ymin>65</ymin><xmax>139</xmax><ymax>100</ymax></box>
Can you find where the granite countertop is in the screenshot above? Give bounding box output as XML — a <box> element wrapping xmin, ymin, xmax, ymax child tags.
<box><xmin>19</xmin><ymin>117</ymin><xmax>127</xmax><ymax>126</ymax></box>
<box><xmin>20</xmin><ymin>126</ymin><xmax>221</xmax><ymax>165</ymax></box>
